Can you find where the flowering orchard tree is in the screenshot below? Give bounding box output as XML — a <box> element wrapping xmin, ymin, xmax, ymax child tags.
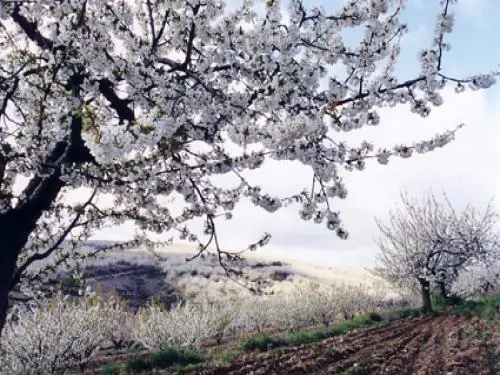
<box><xmin>374</xmin><ymin>192</ymin><xmax>499</xmax><ymax>312</ymax></box>
<box><xmin>0</xmin><ymin>0</ymin><xmax>497</xmax><ymax>334</ymax></box>
<box><xmin>452</xmin><ymin>260</ymin><xmax>500</xmax><ymax>298</ymax></box>
<box><xmin>0</xmin><ymin>292</ymin><xmax>124</xmax><ymax>374</ymax></box>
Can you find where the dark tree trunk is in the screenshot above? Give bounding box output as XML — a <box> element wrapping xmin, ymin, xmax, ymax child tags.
<box><xmin>0</xmin><ymin>76</ymin><xmax>99</xmax><ymax>339</ymax></box>
<box><xmin>0</xmin><ymin>13</ymin><xmax>112</xmax><ymax>338</ymax></box>
<box><xmin>0</xmin><ymin>218</ymin><xmax>21</xmax><ymax>336</ymax></box>
<box><xmin>419</xmin><ymin>278</ymin><xmax>432</xmax><ymax>313</ymax></box>
<box><xmin>437</xmin><ymin>281</ymin><xmax>448</xmax><ymax>301</ymax></box>
<box><xmin>0</xmin><ymin>173</ymin><xmax>65</xmax><ymax>337</ymax></box>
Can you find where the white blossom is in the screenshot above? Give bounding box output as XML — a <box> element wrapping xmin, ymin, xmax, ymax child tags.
<box><xmin>374</xmin><ymin>191</ymin><xmax>500</xmax><ymax>310</ymax></box>
<box><xmin>0</xmin><ymin>0</ymin><xmax>497</xmax><ymax>321</ymax></box>
<box><xmin>0</xmin><ymin>292</ymin><xmax>116</xmax><ymax>374</ymax></box>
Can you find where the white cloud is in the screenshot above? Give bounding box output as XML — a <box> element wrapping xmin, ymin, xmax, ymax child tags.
<box><xmin>202</xmin><ymin>87</ymin><xmax>500</xmax><ymax>267</ymax></box>
<box><xmin>90</xmin><ymin>87</ymin><xmax>500</xmax><ymax>269</ymax></box>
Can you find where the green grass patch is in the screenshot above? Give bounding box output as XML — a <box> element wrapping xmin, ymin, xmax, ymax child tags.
<box><xmin>287</xmin><ymin>330</ymin><xmax>320</xmax><ymax>345</ymax></box>
<box><xmin>367</xmin><ymin>312</ymin><xmax>383</xmax><ymax>322</ymax></box>
<box><xmin>382</xmin><ymin>307</ymin><xmax>429</xmax><ymax>321</ymax></box>
<box><xmin>240</xmin><ymin>334</ymin><xmax>287</xmax><ymax>352</ymax></box>
<box><xmin>433</xmin><ymin>293</ymin><xmax>500</xmax><ymax>320</ymax></box>
<box><xmin>107</xmin><ymin>346</ymin><xmax>206</xmax><ymax>374</ymax></box>
<box><xmin>221</xmin><ymin>351</ymin><xmax>239</xmax><ymax>363</ymax></box>
<box><xmin>477</xmin><ymin>294</ymin><xmax>500</xmax><ymax>321</ymax></box>
<box><xmin>301</xmin><ymin>315</ymin><xmax>376</xmax><ymax>342</ymax></box>
<box><xmin>126</xmin><ymin>354</ymin><xmax>153</xmax><ymax>374</ymax></box>
<box><xmin>99</xmin><ymin>363</ymin><xmax>121</xmax><ymax>375</ymax></box>
<box><xmin>433</xmin><ymin>294</ymin><xmax>477</xmax><ymax>316</ymax></box>
<box><xmin>454</xmin><ymin>300</ymin><xmax>480</xmax><ymax>317</ymax></box>
<box><xmin>241</xmin><ymin>314</ymin><xmax>381</xmax><ymax>353</ymax></box>
<box><xmin>149</xmin><ymin>347</ymin><xmax>206</xmax><ymax>368</ymax></box>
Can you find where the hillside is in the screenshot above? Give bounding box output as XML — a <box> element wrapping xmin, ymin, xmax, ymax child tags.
<box><xmin>30</xmin><ymin>242</ymin><xmax>385</xmax><ymax>308</ymax></box>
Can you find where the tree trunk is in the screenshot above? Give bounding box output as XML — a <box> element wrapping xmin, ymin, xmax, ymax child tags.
<box><xmin>0</xmin><ymin>230</ymin><xmax>20</xmax><ymax>337</ymax></box>
<box><xmin>0</xmin><ymin>212</ymin><xmax>33</xmax><ymax>336</ymax></box>
<box><xmin>0</xmin><ymin>173</ymin><xmax>65</xmax><ymax>337</ymax></box>
<box><xmin>0</xmin><ymin>68</ymin><xmax>92</xmax><ymax>338</ymax></box>
<box><xmin>419</xmin><ymin>278</ymin><xmax>432</xmax><ymax>313</ymax></box>
<box><xmin>437</xmin><ymin>281</ymin><xmax>448</xmax><ymax>301</ymax></box>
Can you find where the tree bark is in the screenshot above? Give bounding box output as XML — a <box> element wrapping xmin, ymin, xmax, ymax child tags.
<box><xmin>419</xmin><ymin>278</ymin><xmax>433</xmax><ymax>313</ymax></box>
<box><xmin>0</xmin><ymin>173</ymin><xmax>65</xmax><ymax>337</ymax></box>
<box><xmin>0</xmin><ymin>216</ymin><xmax>21</xmax><ymax>337</ymax></box>
<box><xmin>0</xmin><ymin>110</ymin><xmax>90</xmax><ymax>338</ymax></box>
<box><xmin>437</xmin><ymin>281</ymin><xmax>448</xmax><ymax>301</ymax></box>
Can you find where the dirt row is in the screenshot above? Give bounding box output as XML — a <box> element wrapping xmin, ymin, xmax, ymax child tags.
<box><xmin>197</xmin><ymin>315</ymin><xmax>498</xmax><ymax>375</ymax></box>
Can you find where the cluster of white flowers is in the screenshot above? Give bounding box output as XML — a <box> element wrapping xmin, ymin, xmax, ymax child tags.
<box><xmin>0</xmin><ymin>279</ymin><xmax>394</xmax><ymax>372</ymax></box>
<box><xmin>133</xmin><ymin>300</ymin><xmax>210</xmax><ymax>350</ymax></box>
<box><xmin>451</xmin><ymin>260</ymin><xmax>500</xmax><ymax>298</ymax></box>
<box><xmin>231</xmin><ymin>280</ymin><xmax>390</xmax><ymax>333</ymax></box>
<box><xmin>0</xmin><ymin>0</ymin><xmax>498</xmax><ymax>328</ymax></box>
<box><xmin>282</xmin><ymin>282</ymin><xmax>340</xmax><ymax>328</ymax></box>
<box><xmin>132</xmin><ymin>297</ymin><xmax>245</xmax><ymax>350</ymax></box>
<box><xmin>374</xmin><ymin>192</ymin><xmax>500</xmax><ymax>308</ymax></box>
<box><xmin>0</xmin><ymin>292</ymin><xmax>132</xmax><ymax>374</ymax></box>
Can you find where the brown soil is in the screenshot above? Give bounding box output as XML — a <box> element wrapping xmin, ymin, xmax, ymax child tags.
<box><xmin>65</xmin><ymin>315</ymin><xmax>498</xmax><ymax>374</ymax></box>
<box><xmin>193</xmin><ymin>315</ymin><xmax>497</xmax><ymax>375</ymax></box>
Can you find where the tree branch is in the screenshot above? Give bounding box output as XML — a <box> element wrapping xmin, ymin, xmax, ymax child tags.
<box><xmin>10</xmin><ymin>189</ymin><xmax>97</xmax><ymax>290</ymax></box>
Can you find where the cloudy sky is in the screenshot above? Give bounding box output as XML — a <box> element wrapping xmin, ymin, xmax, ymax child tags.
<box><xmin>96</xmin><ymin>0</ymin><xmax>500</xmax><ymax>268</ymax></box>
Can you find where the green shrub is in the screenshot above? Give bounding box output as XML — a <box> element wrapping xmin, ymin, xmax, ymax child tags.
<box><xmin>287</xmin><ymin>327</ymin><xmax>334</xmax><ymax>345</ymax></box>
<box><xmin>427</xmin><ymin>293</ymin><xmax>500</xmax><ymax>320</ymax></box>
<box><xmin>368</xmin><ymin>312</ymin><xmax>383</xmax><ymax>322</ymax></box>
<box><xmin>176</xmin><ymin>349</ymin><xmax>206</xmax><ymax>365</ymax></box>
<box><xmin>122</xmin><ymin>346</ymin><xmax>208</xmax><ymax>374</ymax></box>
<box><xmin>432</xmin><ymin>295</ymin><xmax>449</xmax><ymax>310</ymax></box>
<box><xmin>240</xmin><ymin>335</ymin><xmax>287</xmax><ymax>352</ymax></box>
<box><xmin>149</xmin><ymin>348</ymin><xmax>181</xmax><ymax>368</ymax></box>
<box><xmin>400</xmin><ymin>308</ymin><xmax>424</xmax><ymax>318</ymax></box>
<box><xmin>312</xmin><ymin>328</ymin><xmax>337</xmax><ymax>340</ymax></box>
<box><xmin>174</xmin><ymin>363</ymin><xmax>205</xmax><ymax>374</ymax></box>
<box><xmin>444</xmin><ymin>294</ymin><xmax>467</xmax><ymax>306</ymax></box>
<box><xmin>99</xmin><ymin>363</ymin><xmax>121</xmax><ymax>375</ymax></box>
<box><xmin>477</xmin><ymin>294</ymin><xmax>500</xmax><ymax>320</ymax></box>
<box><xmin>287</xmin><ymin>331</ymin><xmax>317</xmax><ymax>345</ymax></box>
<box><xmin>126</xmin><ymin>355</ymin><xmax>153</xmax><ymax>374</ymax></box>
<box><xmin>222</xmin><ymin>351</ymin><xmax>239</xmax><ymax>363</ymax></box>
<box><xmin>386</xmin><ymin>307</ymin><xmax>426</xmax><ymax>320</ymax></box>
<box><xmin>453</xmin><ymin>299</ymin><xmax>479</xmax><ymax>317</ymax></box>
<box><xmin>432</xmin><ymin>294</ymin><xmax>476</xmax><ymax>314</ymax></box>
<box><xmin>352</xmin><ymin>314</ymin><xmax>374</xmax><ymax>325</ymax></box>
<box><xmin>149</xmin><ymin>347</ymin><xmax>205</xmax><ymax>368</ymax></box>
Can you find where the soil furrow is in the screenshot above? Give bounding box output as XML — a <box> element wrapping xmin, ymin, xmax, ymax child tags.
<box><xmin>193</xmin><ymin>315</ymin><xmax>498</xmax><ymax>375</ymax></box>
<box><xmin>323</xmin><ymin>321</ymin><xmax>432</xmax><ymax>374</ymax></box>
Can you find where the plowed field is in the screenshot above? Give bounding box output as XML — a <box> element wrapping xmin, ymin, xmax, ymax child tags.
<box><xmin>197</xmin><ymin>315</ymin><xmax>498</xmax><ymax>375</ymax></box>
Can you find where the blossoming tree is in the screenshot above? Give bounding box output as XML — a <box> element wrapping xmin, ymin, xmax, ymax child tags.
<box><xmin>374</xmin><ymin>192</ymin><xmax>499</xmax><ymax>312</ymax></box>
<box><xmin>0</xmin><ymin>0</ymin><xmax>497</xmax><ymax>334</ymax></box>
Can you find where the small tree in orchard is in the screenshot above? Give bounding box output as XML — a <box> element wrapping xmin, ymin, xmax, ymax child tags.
<box><xmin>0</xmin><ymin>0</ymin><xmax>497</xmax><ymax>336</ymax></box>
<box><xmin>374</xmin><ymin>192</ymin><xmax>499</xmax><ymax>312</ymax></box>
